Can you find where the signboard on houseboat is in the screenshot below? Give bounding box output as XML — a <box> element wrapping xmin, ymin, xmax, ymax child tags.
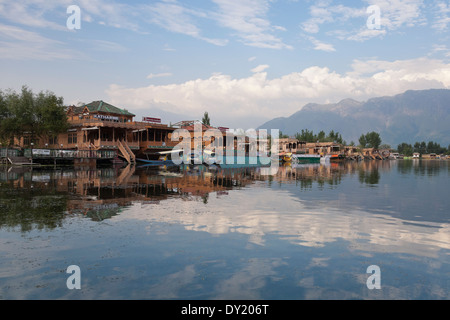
<box><xmin>142</xmin><ymin>117</ymin><xmax>161</xmax><ymax>123</ymax></box>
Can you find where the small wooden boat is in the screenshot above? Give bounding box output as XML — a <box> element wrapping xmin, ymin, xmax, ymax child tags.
<box><xmin>282</xmin><ymin>152</ymin><xmax>293</xmax><ymax>162</ymax></box>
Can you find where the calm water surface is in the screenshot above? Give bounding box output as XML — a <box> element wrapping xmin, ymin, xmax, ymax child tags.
<box><xmin>0</xmin><ymin>160</ymin><xmax>449</xmax><ymax>300</ymax></box>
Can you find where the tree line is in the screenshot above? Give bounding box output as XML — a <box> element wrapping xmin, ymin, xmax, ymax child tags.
<box><xmin>397</xmin><ymin>141</ymin><xmax>450</xmax><ymax>156</ymax></box>
<box><xmin>294</xmin><ymin>129</ymin><xmax>345</xmax><ymax>144</ymax></box>
<box><xmin>0</xmin><ymin>86</ymin><xmax>68</xmax><ymax>146</ymax></box>
<box><xmin>280</xmin><ymin>129</ymin><xmax>384</xmax><ymax>150</ymax></box>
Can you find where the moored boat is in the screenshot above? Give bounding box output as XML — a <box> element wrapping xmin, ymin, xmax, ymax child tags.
<box><xmin>292</xmin><ymin>154</ymin><xmax>320</xmax><ymax>163</ymax></box>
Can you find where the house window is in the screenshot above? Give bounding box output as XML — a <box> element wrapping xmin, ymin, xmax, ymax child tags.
<box><xmin>68</xmin><ymin>133</ymin><xmax>78</xmax><ymax>144</ymax></box>
<box><xmin>49</xmin><ymin>136</ymin><xmax>58</xmax><ymax>145</ymax></box>
<box><xmin>155</xmin><ymin>130</ymin><xmax>161</xmax><ymax>142</ymax></box>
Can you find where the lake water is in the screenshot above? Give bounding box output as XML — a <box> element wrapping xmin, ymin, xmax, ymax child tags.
<box><xmin>0</xmin><ymin>160</ymin><xmax>449</xmax><ymax>300</ymax></box>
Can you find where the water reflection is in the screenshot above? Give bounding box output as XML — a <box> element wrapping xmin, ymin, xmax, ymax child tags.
<box><xmin>1</xmin><ymin>160</ymin><xmax>449</xmax><ymax>229</ymax></box>
<box><xmin>0</xmin><ymin>160</ymin><xmax>449</xmax><ymax>299</ymax></box>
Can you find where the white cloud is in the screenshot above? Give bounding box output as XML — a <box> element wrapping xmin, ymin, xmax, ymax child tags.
<box><xmin>301</xmin><ymin>2</ymin><xmax>365</xmax><ymax>34</ymax></box>
<box><xmin>147</xmin><ymin>73</ymin><xmax>173</xmax><ymax>79</ymax></box>
<box><xmin>106</xmin><ymin>57</ymin><xmax>450</xmax><ymax>129</ymax></box>
<box><xmin>0</xmin><ymin>23</ymin><xmax>77</xmax><ymax>60</ymax></box>
<box><xmin>251</xmin><ymin>64</ymin><xmax>270</xmax><ymax>73</ymax></box>
<box><xmin>144</xmin><ymin>0</ymin><xmax>228</xmax><ymax>46</ymax></box>
<box><xmin>302</xmin><ymin>0</ymin><xmax>427</xmax><ymax>41</ymax></box>
<box><xmin>211</xmin><ymin>0</ymin><xmax>292</xmax><ymax>49</ymax></box>
<box><xmin>0</xmin><ymin>0</ymin><xmax>142</xmax><ymax>32</ymax></box>
<box><xmin>365</xmin><ymin>0</ymin><xmax>427</xmax><ymax>29</ymax></box>
<box><xmin>307</xmin><ymin>36</ymin><xmax>336</xmax><ymax>52</ymax></box>
<box><xmin>0</xmin><ymin>0</ymin><xmax>69</xmax><ymax>30</ymax></box>
<box><xmin>432</xmin><ymin>1</ymin><xmax>450</xmax><ymax>31</ymax></box>
<box><xmin>344</xmin><ymin>28</ymin><xmax>387</xmax><ymax>42</ymax></box>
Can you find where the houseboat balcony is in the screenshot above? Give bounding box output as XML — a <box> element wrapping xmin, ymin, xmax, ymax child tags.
<box><xmin>89</xmin><ymin>140</ymin><xmax>140</xmax><ymax>150</ymax></box>
<box><xmin>143</xmin><ymin>140</ymin><xmax>178</xmax><ymax>149</ymax></box>
<box><xmin>69</xmin><ymin>118</ymin><xmax>172</xmax><ymax>129</ymax></box>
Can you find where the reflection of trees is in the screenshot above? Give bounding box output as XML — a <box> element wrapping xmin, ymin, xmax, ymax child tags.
<box><xmin>398</xmin><ymin>160</ymin><xmax>413</xmax><ymax>175</ymax></box>
<box><xmin>410</xmin><ymin>160</ymin><xmax>444</xmax><ymax>177</ymax></box>
<box><xmin>0</xmin><ymin>182</ymin><xmax>68</xmax><ymax>232</ymax></box>
<box><xmin>397</xmin><ymin>159</ymin><xmax>447</xmax><ymax>177</ymax></box>
<box><xmin>3</xmin><ymin>160</ymin><xmax>444</xmax><ymax>231</ymax></box>
<box><xmin>358</xmin><ymin>168</ymin><xmax>380</xmax><ymax>185</ymax></box>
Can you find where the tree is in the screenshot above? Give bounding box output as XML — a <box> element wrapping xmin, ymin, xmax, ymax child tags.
<box><xmin>0</xmin><ymin>86</ymin><xmax>68</xmax><ymax>146</ymax></box>
<box><xmin>414</xmin><ymin>142</ymin><xmax>425</xmax><ymax>154</ymax></box>
<box><xmin>359</xmin><ymin>134</ymin><xmax>367</xmax><ymax>148</ymax></box>
<box><xmin>294</xmin><ymin>129</ymin><xmax>344</xmax><ymax>144</ymax></box>
<box><xmin>295</xmin><ymin>129</ymin><xmax>315</xmax><ymax>142</ymax></box>
<box><xmin>366</xmin><ymin>132</ymin><xmax>382</xmax><ymax>149</ymax></box>
<box><xmin>397</xmin><ymin>143</ymin><xmax>413</xmax><ymax>156</ymax></box>
<box><xmin>202</xmin><ymin>112</ymin><xmax>210</xmax><ymax>126</ymax></box>
<box><xmin>359</xmin><ymin>132</ymin><xmax>381</xmax><ymax>149</ymax></box>
<box><xmin>317</xmin><ymin>130</ymin><xmax>326</xmax><ymax>142</ymax></box>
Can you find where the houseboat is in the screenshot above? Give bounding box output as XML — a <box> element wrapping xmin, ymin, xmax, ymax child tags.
<box><xmin>12</xmin><ymin>100</ymin><xmax>178</xmax><ymax>166</ymax></box>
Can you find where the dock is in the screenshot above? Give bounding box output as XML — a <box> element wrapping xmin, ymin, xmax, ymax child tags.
<box><xmin>7</xmin><ymin>156</ymin><xmax>34</xmax><ymax>166</ymax></box>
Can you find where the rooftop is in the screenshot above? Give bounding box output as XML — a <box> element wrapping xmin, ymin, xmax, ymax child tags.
<box><xmin>72</xmin><ymin>101</ymin><xmax>135</xmax><ymax>117</ymax></box>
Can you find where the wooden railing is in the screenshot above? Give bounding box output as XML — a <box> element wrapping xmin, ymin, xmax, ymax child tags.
<box><xmin>69</xmin><ymin>118</ymin><xmax>170</xmax><ymax>129</ymax></box>
<box><xmin>24</xmin><ymin>149</ymin><xmax>117</xmax><ymax>159</ymax></box>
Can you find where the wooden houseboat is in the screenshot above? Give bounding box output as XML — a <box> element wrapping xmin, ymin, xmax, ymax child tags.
<box><xmin>12</xmin><ymin>100</ymin><xmax>179</xmax><ymax>165</ymax></box>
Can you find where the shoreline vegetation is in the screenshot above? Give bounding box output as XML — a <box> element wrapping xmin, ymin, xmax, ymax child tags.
<box><xmin>1</xmin><ymin>86</ymin><xmax>449</xmax><ymax>167</ymax></box>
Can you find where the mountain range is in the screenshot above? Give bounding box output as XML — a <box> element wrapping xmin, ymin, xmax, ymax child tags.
<box><xmin>257</xmin><ymin>89</ymin><xmax>450</xmax><ymax>147</ymax></box>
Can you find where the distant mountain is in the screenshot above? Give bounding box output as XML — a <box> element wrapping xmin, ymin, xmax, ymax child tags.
<box><xmin>257</xmin><ymin>89</ymin><xmax>450</xmax><ymax>147</ymax></box>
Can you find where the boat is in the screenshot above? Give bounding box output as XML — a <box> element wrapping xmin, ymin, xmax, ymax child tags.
<box><xmin>136</xmin><ymin>150</ymin><xmax>178</xmax><ymax>165</ymax></box>
<box><xmin>329</xmin><ymin>154</ymin><xmax>346</xmax><ymax>162</ymax></box>
<box><xmin>136</xmin><ymin>157</ymin><xmax>174</xmax><ymax>166</ymax></box>
<box><xmin>292</xmin><ymin>154</ymin><xmax>320</xmax><ymax>163</ymax></box>
<box><xmin>282</xmin><ymin>152</ymin><xmax>293</xmax><ymax>162</ymax></box>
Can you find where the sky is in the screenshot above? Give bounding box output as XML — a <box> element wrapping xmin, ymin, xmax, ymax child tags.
<box><xmin>0</xmin><ymin>0</ymin><xmax>449</xmax><ymax>129</ymax></box>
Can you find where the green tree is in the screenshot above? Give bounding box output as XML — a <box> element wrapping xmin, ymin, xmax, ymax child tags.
<box><xmin>359</xmin><ymin>134</ymin><xmax>367</xmax><ymax>148</ymax></box>
<box><xmin>366</xmin><ymin>132</ymin><xmax>382</xmax><ymax>149</ymax></box>
<box><xmin>0</xmin><ymin>86</ymin><xmax>68</xmax><ymax>146</ymax></box>
<box><xmin>359</xmin><ymin>132</ymin><xmax>382</xmax><ymax>149</ymax></box>
<box><xmin>414</xmin><ymin>141</ymin><xmax>427</xmax><ymax>154</ymax></box>
<box><xmin>397</xmin><ymin>143</ymin><xmax>413</xmax><ymax>156</ymax></box>
<box><xmin>295</xmin><ymin>129</ymin><xmax>314</xmax><ymax>142</ymax></box>
<box><xmin>317</xmin><ymin>130</ymin><xmax>326</xmax><ymax>142</ymax></box>
<box><xmin>202</xmin><ymin>111</ymin><xmax>210</xmax><ymax>126</ymax></box>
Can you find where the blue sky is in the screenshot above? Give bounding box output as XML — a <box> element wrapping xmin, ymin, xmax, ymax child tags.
<box><xmin>0</xmin><ymin>0</ymin><xmax>449</xmax><ymax>129</ymax></box>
